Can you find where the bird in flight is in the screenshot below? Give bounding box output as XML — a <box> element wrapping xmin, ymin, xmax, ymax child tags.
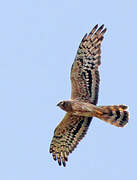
<box><xmin>49</xmin><ymin>24</ymin><xmax>129</xmax><ymax>167</ymax></box>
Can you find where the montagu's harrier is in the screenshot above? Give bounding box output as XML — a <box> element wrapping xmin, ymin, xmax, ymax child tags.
<box><xmin>49</xmin><ymin>24</ymin><xmax>129</xmax><ymax>167</ymax></box>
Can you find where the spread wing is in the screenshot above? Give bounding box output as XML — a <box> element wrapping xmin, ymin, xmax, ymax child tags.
<box><xmin>49</xmin><ymin>113</ymin><xmax>92</xmax><ymax>167</ymax></box>
<box><xmin>71</xmin><ymin>24</ymin><xmax>107</xmax><ymax>105</ymax></box>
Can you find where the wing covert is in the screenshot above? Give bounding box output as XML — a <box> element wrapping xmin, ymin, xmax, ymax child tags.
<box><xmin>71</xmin><ymin>24</ymin><xmax>106</xmax><ymax>104</ymax></box>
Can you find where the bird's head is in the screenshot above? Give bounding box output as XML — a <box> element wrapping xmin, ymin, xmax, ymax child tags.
<box><xmin>57</xmin><ymin>100</ymin><xmax>72</xmax><ymax>112</ymax></box>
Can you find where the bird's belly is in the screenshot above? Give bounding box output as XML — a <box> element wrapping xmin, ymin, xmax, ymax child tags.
<box><xmin>72</xmin><ymin>110</ymin><xmax>95</xmax><ymax>117</ymax></box>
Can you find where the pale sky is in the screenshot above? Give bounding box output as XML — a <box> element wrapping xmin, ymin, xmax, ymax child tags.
<box><xmin>0</xmin><ymin>0</ymin><xmax>137</xmax><ymax>179</ymax></box>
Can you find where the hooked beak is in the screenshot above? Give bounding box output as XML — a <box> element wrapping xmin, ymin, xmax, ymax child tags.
<box><xmin>56</xmin><ymin>102</ymin><xmax>60</xmax><ymax>106</ymax></box>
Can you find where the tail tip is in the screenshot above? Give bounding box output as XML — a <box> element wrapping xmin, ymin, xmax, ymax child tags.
<box><xmin>119</xmin><ymin>104</ymin><xmax>128</xmax><ymax>110</ymax></box>
<box><xmin>117</xmin><ymin>111</ymin><xmax>129</xmax><ymax>127</ymax></box>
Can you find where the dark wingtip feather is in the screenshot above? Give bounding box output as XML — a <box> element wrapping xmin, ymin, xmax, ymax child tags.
<box><xmin>58</xmin><ymin>159</ymin><xmax>61</xmax><ymax>166</ymax></box>
<box><xmin>99</xmin><ymin>24</ymin><xmax>104</xmax><ymax>30</ymax></box>
<box><xmin>94</xmin><ymin>24</ymin><xmax>98</xmax><ymax>29</ymax></box>
<box><xmin>53</xmin><ymin>154</ymin><xmax>57</xmax><ymax>161</ymax></box>
<box><xmin>82</xmin><ymin>33</ymin><xmax>87</xmax><ymax>42</ymax></box>
<box><xmin>102</xmin><ymin>28</ymin><xmax>107</xmax><ymax>34</ymax></box>
<box><xmin>63</xmin><ymin>161</ymin><xmax>66</xmax><ymax>167</ymax></box>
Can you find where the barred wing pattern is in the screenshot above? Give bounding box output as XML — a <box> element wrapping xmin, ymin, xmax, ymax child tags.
<box><xmin>50</xmin><ymin>113</ymin><xmax>92</xmax><ymax>167</ymax></box>
<box><xmin>71</xmin><ymin>24</ymin><xmax>106</xmax><ymax>104</ymax></box>
<box><xmin>50</xmin><ymin>25</ymin><xmax>107</xmax><ymax>167</ymax></box>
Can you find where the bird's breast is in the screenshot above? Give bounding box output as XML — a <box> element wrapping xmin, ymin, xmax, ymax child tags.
<box><xmin>71</xmin><ymin>101</ymin><xmax>96</xmax><ymax>117</ymax></box>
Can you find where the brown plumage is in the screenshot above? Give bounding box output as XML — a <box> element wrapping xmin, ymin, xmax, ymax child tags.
<box><xmin>57</xmin><ymin>100</ymin><xmax>129</xmax><ymax>128</ymax></box>
<box><xmin>49</xmin><ymin>24</ymin><xmax>129</xmax><ymax>167</ymax></box>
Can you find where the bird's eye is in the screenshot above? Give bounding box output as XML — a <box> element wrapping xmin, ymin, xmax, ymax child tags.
<box><xmin>61</xmin><ymin>101</ymin><xmax>65</xmax><ymax>106</ymax></box>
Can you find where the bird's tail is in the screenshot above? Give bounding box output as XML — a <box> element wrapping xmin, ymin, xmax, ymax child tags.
<box><xmin>94</xmin><ymin>105</ymin><xmax>129</xmax><ymax>127</ymax></box>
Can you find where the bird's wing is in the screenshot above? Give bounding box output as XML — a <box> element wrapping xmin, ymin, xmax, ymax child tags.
<box><xmin>71</xmin><ymin>24</ymin><xmax>106</xmax><ymax>104</ymax></box>
<box><xmin>49</xmin><ymin>113</ymin><xmax>92</xmax><ymax>167</ymax></box>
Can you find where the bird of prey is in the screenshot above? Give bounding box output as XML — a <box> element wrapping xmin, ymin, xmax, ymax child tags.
<box><xmin>49</xmin><ymin>24</ymin><xmax>129</xmax><ymax>167</ymax></box>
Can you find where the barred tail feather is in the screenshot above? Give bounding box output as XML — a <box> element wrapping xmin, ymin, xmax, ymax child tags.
<box><xmin>96</xmin><ymin>105</ymin><xmax>129</xmax><ymax>127</ymax></box>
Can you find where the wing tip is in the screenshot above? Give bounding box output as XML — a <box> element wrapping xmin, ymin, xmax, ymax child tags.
<box><xmin>82</xmin><ymin>33</ymin><xmax>87</xmax><ymax>42</ymax></box>
<box><xmin>94</xmin><ymin>24</ymin><xmax>98</xmax><ymax>29</ymax></box>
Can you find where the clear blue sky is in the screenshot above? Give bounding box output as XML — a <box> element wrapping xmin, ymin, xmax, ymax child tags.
<box><xmin>0</xmin><ymin>0</ymin><xmax>137</xmax><ymax>179</ymax></box>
